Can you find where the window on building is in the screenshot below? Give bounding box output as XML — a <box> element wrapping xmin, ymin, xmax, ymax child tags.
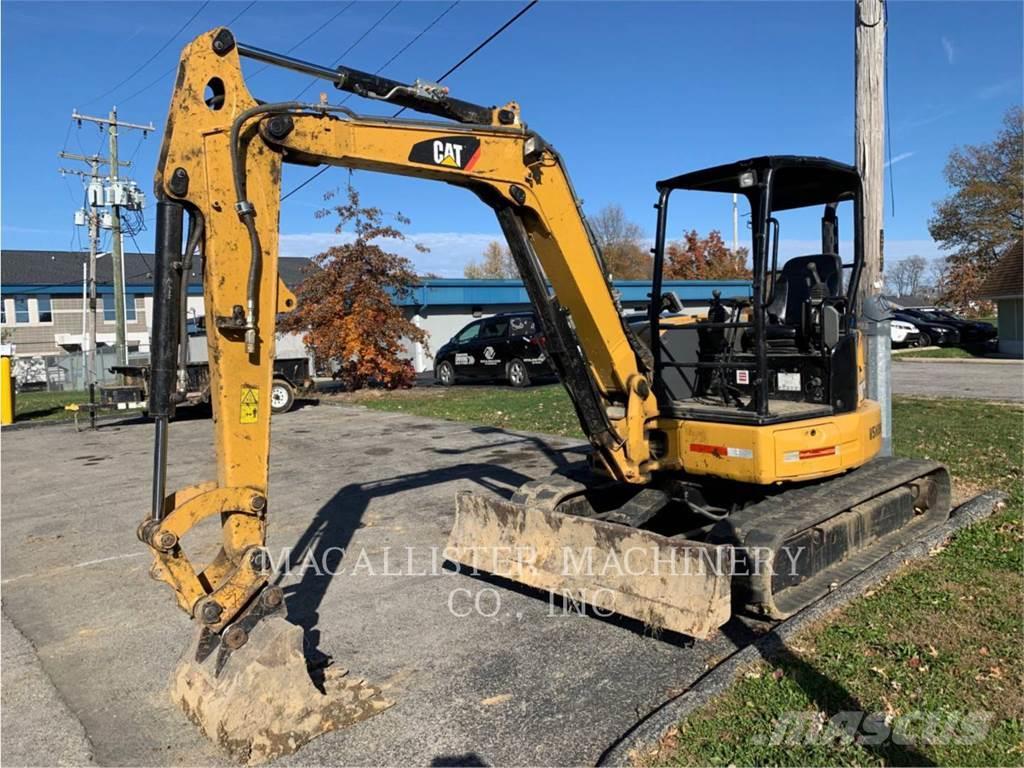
<box><xmin>14</xmin><ymin>296</ymin><xmax>29</xmax><ymax>324</ymax></box>
<box><xmin>1</xmin><ymin>300</ymin><xmax>6</xmax><ymax>325</ymax></box>
<box><xmin>37</xmin><ymin>295</ymin><xmax>52</xmax><ymax>323</ymax></box>
<box><xmin>104</xmin><ymin>295</ymin><xmax>137</xmax><ymax>322</ymax></box>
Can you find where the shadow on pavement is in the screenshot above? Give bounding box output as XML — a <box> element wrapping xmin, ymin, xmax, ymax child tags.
<box><xmin>277</xmin><ymin>461</ymin><xmax>534</xmax><ymax>661</ymax></box>
<box><xmin>431</xmin><ymin>753</ymin><xmax>489</xmax><ymax>766</ymax></box>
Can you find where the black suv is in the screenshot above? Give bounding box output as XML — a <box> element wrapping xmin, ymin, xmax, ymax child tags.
<box><xmin>892</xmin><ymin>310</ymin><xmax>961</xmax><ymax>348</ymax></box>
<box><xmin>914</xmin><ymin>308</ymin><xmax>997</xmax><ymax>348</ymax></box>
<box><xmin>434</xmin><ymin>313</ymin><xmax>552</xmax><ymax>387</ymax></box>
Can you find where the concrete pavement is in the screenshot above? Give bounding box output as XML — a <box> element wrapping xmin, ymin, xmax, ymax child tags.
<box><xmin>1</xmin><ymin>406</ymin><xmax>762</xmax><ymax>766</ymax></box>
<box><xmin>892</xmin><ymin>359</ymin><xmax>1023</xmax><ymax>401</ymax></box>
<box><xmin>1</xmin><ymin>613</ymin><xmax>95</xmax><ymax>766</ymax></box>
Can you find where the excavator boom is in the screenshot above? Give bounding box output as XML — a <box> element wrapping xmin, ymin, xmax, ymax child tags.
<box><xmin>141</xmin><ymin>27</ymin><xmax>706</xmax><ymax>761</ymax></box>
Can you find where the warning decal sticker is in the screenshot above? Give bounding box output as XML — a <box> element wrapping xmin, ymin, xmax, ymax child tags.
<box><xmin>240</xmin><ymin>386</ymin><xmax>259</xmax><ymax>424</ymax></box>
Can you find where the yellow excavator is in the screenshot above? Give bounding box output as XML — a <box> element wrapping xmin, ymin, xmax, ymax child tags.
<box><xmin>141</xmin><ymin>28</ymin><xmax>950</xmax><ymax>762</ymax></box>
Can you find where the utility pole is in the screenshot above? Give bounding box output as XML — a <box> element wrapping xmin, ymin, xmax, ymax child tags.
<box><xmin>58</xmin><ymin>152</ymin><xmax>125</xmax><ymax>402</ymax></box>
<box><xmin>855</xmin><ymin>0</ymin><xmax>891</xmax><ymax>455</ymax></box>
<box><xmin>732</xmin><ymin>193</ymin><xmax>739</xmax><ymax>253</ymax></box>
<box><xmin>109</xmin><ymin>107</ymin><xmax>127</xmax><ymax>366</ymax></box>
<box><xmin>71</xmin><ymin>109</ymin><xmax>154</xmax><ymax>367</ymax></box>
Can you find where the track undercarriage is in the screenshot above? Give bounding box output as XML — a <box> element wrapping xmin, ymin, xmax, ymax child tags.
<box><xmin>448</xmin><ymin>457</ymin><xmax>951</xmax><ymax>636</ymax></box>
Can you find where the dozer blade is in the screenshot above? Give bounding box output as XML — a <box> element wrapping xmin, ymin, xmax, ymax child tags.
<box><xmin>447</xmin><ymin>492</ymin><xmax>732</xmax><ymax>639</ymax></box>
<box><xmin>172</xmin><ymin>592</ymin><xmax>392</xmax><ymax>765</ymax></box>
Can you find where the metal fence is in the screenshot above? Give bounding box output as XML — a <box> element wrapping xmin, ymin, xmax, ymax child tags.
<box><xmin>13</xmin><ymin>350</ymin><xmax>150</xmax><ymax>392</ymax></box>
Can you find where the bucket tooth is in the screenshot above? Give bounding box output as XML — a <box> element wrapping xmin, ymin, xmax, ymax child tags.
<box><xmin>173</xmin><ymin>615</ymin><xmax>392</xmax><ymax>764</ymax></box>
<box><xmin>447</xmin><ymin>491</ymin><xmax>732</xmax><ymax>639</ymax></box>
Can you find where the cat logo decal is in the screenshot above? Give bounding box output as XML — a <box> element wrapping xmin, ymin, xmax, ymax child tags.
<box><xmin>408</xmin><ymin>137</ymin><xmax>481</xmax><ymax>171</ymax></box>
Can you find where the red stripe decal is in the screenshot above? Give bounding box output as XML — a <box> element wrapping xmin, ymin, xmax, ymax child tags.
<box><xmin>464</xmin><ymin>147</ymin><xmax>481</xmax><ymax>171</ymax></box>
<box><xmin>690</xmin><ymin>443</ymin><xmax>727</xmax><ymax>457</ymax></box>
<box><xmin>798</xmin><ymin>446</ymin><xmax>836</xmax><ymax>459</ymax></box>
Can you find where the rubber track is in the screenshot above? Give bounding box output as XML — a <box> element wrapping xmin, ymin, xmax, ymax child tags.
<box><xmin>718</xmin><ymin>456</ymin><xmax>951</xmax><ymax>617</ymax></box>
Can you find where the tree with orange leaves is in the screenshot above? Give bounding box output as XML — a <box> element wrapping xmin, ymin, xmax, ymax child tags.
<box><xmin>281</xmin><ymin>187</ymin><xmax>426</xmax><ymax>390</ymax></box>
<box><xmin>664</xmin><ymin>229</ymin><xmax>751</xmax><ymax>280</ymax></box>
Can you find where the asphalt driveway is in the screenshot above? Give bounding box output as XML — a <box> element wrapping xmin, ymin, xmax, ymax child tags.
<box><xmin>1</xmin><ymin>405</ymin><xmax>760</xmax><ymax>766</ymax></box>
<box><xmin>892</xmin><ymin>359</ymin><xmax>1023</xmax><ymax>401</ymax></box>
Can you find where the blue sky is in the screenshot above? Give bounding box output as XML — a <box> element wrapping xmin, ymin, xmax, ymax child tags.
<box><xmin>2</xmin><ymin>1</ymin><xmax>1021</xmax><ymax>276</ymax></box>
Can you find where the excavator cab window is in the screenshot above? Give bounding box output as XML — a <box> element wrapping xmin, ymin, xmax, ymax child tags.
<box><xmin>648</xmin><ymin>156</ymin><xmax>864</xmax><ymax>424</ymax></box>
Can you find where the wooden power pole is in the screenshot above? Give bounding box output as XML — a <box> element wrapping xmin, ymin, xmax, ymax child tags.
<box><xmin>58</xmin><ymin>152</ymin><xmax>128</xmax><ymax>395</ymax></box>
<box><xmin>855</xmin><ymin>0</ymin><xmax>886</xmax><ymax>300</ymax></box>
<box><xmin>855</xmin><ymin>0</ymin><xmax>891</xmax><ymax>456</ymax></box>
<box><xmin>71</xmin><ymin>109</ymin><xmax>154</xmax><ymax>367</ymax></box>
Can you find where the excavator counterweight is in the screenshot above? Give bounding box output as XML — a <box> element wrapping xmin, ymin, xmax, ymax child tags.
<box><xmin>143</xmin><ymin>28</ymin><xmax>952</xmax><ymax>762</ymax></box>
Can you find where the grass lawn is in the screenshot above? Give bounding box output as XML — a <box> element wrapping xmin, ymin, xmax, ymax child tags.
<box><xmin>348</xmin><ymin>385</ymin><xmax>1023</xmax><ymax>765</ymax></box>
<box><xmin>894</xmin><ymin>347</ymin><xmax>984</xmax><ymax>360</ymax></box>
<box><xmin>13</xmin><ymin>389</ymin><xmax>87</xmax><ymax>423</ymax></box>
<box><xmin>349</xmin><ymin>383</ymin><xmax>584</xmax><ymax>437</ymax></box>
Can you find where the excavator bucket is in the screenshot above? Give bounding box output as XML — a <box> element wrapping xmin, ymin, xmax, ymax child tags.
<box><xmin>447</xmin><ymin>492</ymin><xmax>732</xmax><ymax>639</ymax></box>
<box><xmin>172</xmin><ymin>606</ymin><xmax>392</xmax><ymax>765</ymax></box>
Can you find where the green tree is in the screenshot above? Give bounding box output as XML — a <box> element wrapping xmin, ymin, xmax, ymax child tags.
<box><xmin>464</xmin><ymin>241</ymin><xmax>517</xmax><ymax>279</ymax></box>
<box><xmin>281</xmin><ymin>188</ymin><xmax>426</xmax><ymax>390</ymax></box>
<box><xmin>929</xmin><ymin>106</ymin><xmax>1023</xmax><ymax>307</ymax></box>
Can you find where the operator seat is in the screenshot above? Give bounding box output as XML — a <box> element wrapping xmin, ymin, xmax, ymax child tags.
<box><xmin>746</xmin><ymin>254</ymin><xmax>843</xmax><ymax>349</ymax></box>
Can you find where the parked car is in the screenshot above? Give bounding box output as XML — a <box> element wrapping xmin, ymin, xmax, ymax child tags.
<box><xmin>434</xmin><ymin>313</ymin><xmax>553</xmax><ymax>387</ymax></box>
<box><xmin>890</xmin><ymin>319</ymin><xmax>921</xmax><ymax>347</ymax></box>
<box><xmin>892</xmin><ymin>310</ymin><xmax>960</xmax><ymax>347</ymax></box>
<box><xmin>914</xmin><ymin>308</ymin><xmax>997</xmax><ymax>348</ymax></box>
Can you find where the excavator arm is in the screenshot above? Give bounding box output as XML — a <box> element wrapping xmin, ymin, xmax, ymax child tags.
<box><xmin>137</xmin><ymin>28</ymin><xmax>708</xmax><ymax>760</ymax></box>
<box><xmin>142</xmin><ymin>27</ymin><xmax>661</xmax><ymax>635</ymax></box>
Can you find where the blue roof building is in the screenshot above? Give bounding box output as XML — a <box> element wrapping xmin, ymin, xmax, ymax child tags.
<box><xmin>1</xmin><ymin>249</ymin><xmax>751</xmax><ymax>373</ymax></box>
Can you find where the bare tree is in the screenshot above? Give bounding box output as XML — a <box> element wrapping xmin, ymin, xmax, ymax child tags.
<box><xmin>464</xmin><ymin>241</ymin><xmax>517</xmax><ymax>279</ymax></box>
<box><xmin>588</xmin><ymin>204</ymin><xmax>652</xmax><ymax>279</ymax></box>
<box><xmin>926</xmin><ymin>256</ymin><xmax>950</xmax><ymax>298</ymax></box>
<box><xmin>885</xmin><ymin>255</ymin><xmax>928</xmax><ymax>297</ymax></box>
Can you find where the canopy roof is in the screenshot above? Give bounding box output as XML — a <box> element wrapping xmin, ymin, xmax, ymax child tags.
<box><xmin>657</xmin><ymin>155</ymin><xmax>860</xmax><ymax>212</ymax></box>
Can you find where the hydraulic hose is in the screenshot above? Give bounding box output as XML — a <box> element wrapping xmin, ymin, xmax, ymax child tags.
<box><xmin>229</xmin><ymin>101</ymin><xmax>305</xmax><ymax>352</ymax></box>
<box><xmin>228</xmin><ymin>101</ymin><xmax>356</xmax><ymax>352</ymax></box>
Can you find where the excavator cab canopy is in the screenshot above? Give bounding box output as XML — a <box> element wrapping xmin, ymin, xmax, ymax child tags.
<box><xmin>656</xmin><ymin>155</ymin><xmax>860</xmax><ymax>212</ymax></box>
<box><xmin>646</xmin><ymin>155</ymin><xmax>865</xmax><ymax>423</ymax></box>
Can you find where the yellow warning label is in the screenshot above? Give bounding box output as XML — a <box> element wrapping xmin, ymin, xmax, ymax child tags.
<box><xmin>240</xmin><ymin>386</ymin><xmax>259</xmax><ymax>424</ymax></box>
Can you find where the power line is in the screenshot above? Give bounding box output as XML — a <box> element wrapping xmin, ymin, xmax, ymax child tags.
<box><xmin>393</xmin><ymin>0</ymin><xmax>538</xmax><ymax>117</ymax></box>
<box><xmin>126</xmin><ymin>130</ymin><xmax>147</xmax><ymax>167</ymax></box>
<box><xmin>83</xmin><ymin>2</ymin><xmax>210</xmax><ymax>107</ymax></box>
<box><xmin>339</xmin><ymin>2</ymin><xmax>460</xmax><ymax>106</ymax></box>
<box><xmin>293</xmin><ymin>1</ymin><xmax>402</xmax><ymax>100</ymax></box>
<box><xmin>282</xmin><ymin>0</ymin><xmax>537</xmax><ymax>202</ymax></box>
<box><xmin>127</xmin><ymin>231</ymin><xmax>154</xmax><ymax>274</ymax></box>
<box><xmin>119</xmin><ymin>1</ymin><xmax>257</xmax><ymax>106</ymax></box>
<box><xmin>248</xmin><ymin>2</ymin><xmax>358</xmax><ymax>80</ymax></box>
